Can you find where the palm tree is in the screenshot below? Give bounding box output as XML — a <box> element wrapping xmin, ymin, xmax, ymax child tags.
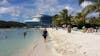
<box><xmin>60</xmin><ymin>9</ymin><xmax>68</xmax><ymax>19</ymax></box>
<box><xmin>52</xmin><ymin>9</ymin><xmax>72</xmax><ymax>27</ymax></box>
<box><xmin>79</xmin><ymin>0</ymin><xmax>100</xmax><ymax>24</ymax></box>
<box><xmin>79</xmin><ymin>0</ymin><xmax>100</xmax><ymax>17</ymax></box>
<box><xmin>60</xmin><ymin>9</ymin><xmax>70</xmax><ymax>24</ymax></box>
<box><xmin>52</xmin><ymin>14</ymin><xmax>60</xmax><ymax>27</ymax></box>
<box><xmin>82</xmin><ymin>3</ymin><xmax>100</xmax><ymax>17</ymax></box>
<box><xmin>72</xmin><ymin>12</ymin><xmax>85</xmax><ymax>25</ymax></box>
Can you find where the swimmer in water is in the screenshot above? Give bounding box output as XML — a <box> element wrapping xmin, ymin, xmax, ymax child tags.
<box><xmin>24</xmin><ymin>32</ymin><xmax>27</xmax><ymax>38</ymax></box>
<box><xmin>5</xmin><ymin>35</ymin><xmax>7</xmax><ymax>39</ymax></box>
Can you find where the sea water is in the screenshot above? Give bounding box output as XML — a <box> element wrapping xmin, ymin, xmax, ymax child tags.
<box><xmin>0</xmin><ymin>28</ymin><xmax>42</xmax><ymax>56</ymax></box>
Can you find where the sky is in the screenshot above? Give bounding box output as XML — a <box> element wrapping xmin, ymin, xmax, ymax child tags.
<box><xmin>0</xmin><ymin>0</ymin><xmax>96</xmax><ymax>22</ymax></box>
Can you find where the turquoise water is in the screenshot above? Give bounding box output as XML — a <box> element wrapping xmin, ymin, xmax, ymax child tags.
<box><xmin>0</xmin><ymin>28</ymin><xmax>42</xmax><ymax>56</ymax></box>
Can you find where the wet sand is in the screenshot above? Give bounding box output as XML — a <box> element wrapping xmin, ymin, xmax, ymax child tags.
<box><xmin>30</xmin><ymin>38</ymin><xmax>55</xmax><ymax>56</ymax></box>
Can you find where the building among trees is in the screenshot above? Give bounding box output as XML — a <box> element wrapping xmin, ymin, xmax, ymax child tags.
<box><xmin>40</xmin><ymin>14</ymin><xmax>52</xmax><ymax>27</ymax></box>
<box><xmin>25</xmin><ymin>14</ymin><xmax>52</xmax><ymax>28</ymax></box>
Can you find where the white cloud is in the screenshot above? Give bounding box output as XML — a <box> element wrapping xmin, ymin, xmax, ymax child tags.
<box><xmin>32</xmin><ymin>18</ymin><xmax>40</xmax><ymax>22</ymax></box>
<box><xmin>65</xmin><ymin>6</ymin><xmax>73</xmax><ymax>11</ymax></box>
<box><xmin>33</xmin><ymin>0</ymin><xmax>63</xmax><ymax>15</ymax></box>
<box><xmin>87</xmin><ymin>12</ymin><xmax>99</xmax><ymax>17</ymax></box>
<box><xmin>0</xmin><ymin>6</ymin><xmax>34</xmax><ymax>20</ymax></box>
<box><xmin>0</xmin><ymin>0</ymin><xmax>84</xmax><ymax>22</ymax></box>
<box><xmin>25</xmin><ymin>13</ymin><xmax>42</xmax><ymax>22</ymax></box>
<box><xmin>25</xmin><ymin>18</ymin><xmax>40</xmax><ymax>22</ymax></box>
<box><xmin>0</xmin><ymin>7</ymin><xmax>20</xmax><ymax>16</ymax></box>
<box><xmin>0</xmin><ymin>7</ymin><xmax>9</xmax><ymax>14</ymax></box>
<box><xmin>81</xmin><ymin>1</ymin><xmax>93</xmax><ymax>8</ymax></box>
<box><xmin>33</xmin><ymin>0</ymin><xmax>76</xmax><ymax>16</ymax></box>
<box><xmin>0</xmin><ymin>0</ymin><xmax>10</xmax><ymax>6</ymax></box>
<box><xmin>2</xmin><ymin>0</ymin><xmax>9</xmax><ymax>4</ymax></box>
<box><xmin>0</xmin><ymin>0</ymin><xmax>30</xmax><ymax>19</ymax></box>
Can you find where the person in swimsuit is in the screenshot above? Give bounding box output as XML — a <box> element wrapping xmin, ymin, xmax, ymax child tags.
<box><xmin>42</xmin><ymin>28</ymin><xmax>48</xmax><ymax>41</ymax></box>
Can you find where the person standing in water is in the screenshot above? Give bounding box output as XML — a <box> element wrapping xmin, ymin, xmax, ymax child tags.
<box><xmin>24</xmin><ymin>32</ymin><xmax>27</xmax><ymax>38</ymax></box>
<box><xmin>42</xmin><ymin>28</ymin><xmax>48</xmax><ymax>42</ymax></box>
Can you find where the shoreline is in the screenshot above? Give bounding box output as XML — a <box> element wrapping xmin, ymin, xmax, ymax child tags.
<box><xmin>23</xmin><ymin>28</ymin><xmax>100</xmax><ymax>56</ymax></box>
<box><xmin>1</xmin><ymin>28</ymin><xmax>100</xmax><ymax>56</ymax></box>
<box><xmin>29</xmin><ymin>38</ymin><xmax>56</xmax><ymax>56</ymax></box>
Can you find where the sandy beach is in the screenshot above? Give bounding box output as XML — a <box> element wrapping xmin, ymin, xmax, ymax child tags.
<box><xmin>28</xmin><ymin>28</ymin><xmax>100</xmax><ymax>56</ymax></box>
<box><xmin>30</xmin><ymin>38</ymin><xmax>55</xmax><ymax>56</ymax></box>
<box><xmin>0</xmin><ymin>0</ymin><xmax>100</xmax><ymax>56</ymax></box>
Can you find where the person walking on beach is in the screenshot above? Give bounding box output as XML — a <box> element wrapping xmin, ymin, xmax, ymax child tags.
<box><xmin>67</xmin><ymin>25</ymin><xmax>71</xmax><ymax>33</ymax></box>
<box><xmin>42</xmin><ymin>28</ymin><xmax>48</xmax><ymax>42</ymax></box>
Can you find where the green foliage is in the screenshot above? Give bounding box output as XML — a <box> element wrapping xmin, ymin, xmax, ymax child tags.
<box><xmin>75</xmin><ymin>0</ymin><xmax>100</xmax><ymax>29</ymax></box>
<box><xmin>0</xmin><ymin>20</ymin><xmax>26</xmax><ymax>28</ymax></box>
<box><xmin>52</xmin><ymin>9</ymin><xmax>71</xmax><ymax>27</ymax></box>
<box><xmin>82</xmin><ymin>3</ymin><xmax>100</xmax><ymax>17</ymax></box>
<box><xmin>79</xmin><ymin>0</ymin><xmax>100</xmax><ymax>17</ymax></box>
<box><xmin>52</xmin><ymin>0</ymin><xmax>100</xmax><ymax>28</ymax></box>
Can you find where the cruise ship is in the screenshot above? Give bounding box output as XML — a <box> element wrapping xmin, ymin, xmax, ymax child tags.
<box><xmin>25</xmin><ymin>14</ymin><xmax>52</xmax><ymax>28</ymax></box>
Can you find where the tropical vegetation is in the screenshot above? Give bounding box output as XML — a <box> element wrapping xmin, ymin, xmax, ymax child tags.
<box><xmin>52</xmin><ymin>9</ymin><xmax>72</xmax><ymax>27</ymax></box>
<box><xmin>52</xmin><ymin>0</ymin><xmax>100</xmax><ymax>29</ymax></box>
<box><xmin>0</xmin><ymin>20</ymin><xmax>26</xmax><ymax>28</ymax></box>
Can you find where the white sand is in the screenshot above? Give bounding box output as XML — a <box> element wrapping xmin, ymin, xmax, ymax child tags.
<box><xmin>47</xmin><ymin>28</ymin><xmax>100</xmax><ymax>56</ymax></box>
<box><xmin>25</xmin><ymin>28</ymin><xmax>100</xmax><ymax>56</ymax></box>
<box><xmin>30</xmin><ymin>38</ymin><xmax>55</xmax><ymax>56</ymax></box>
